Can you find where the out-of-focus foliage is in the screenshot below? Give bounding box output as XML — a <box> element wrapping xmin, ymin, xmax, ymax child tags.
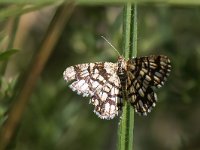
<box><xmin>0</xmin><ymin>2</ymin><xmax>200</xmax><ymax>150</ymax></box>
<box><xmin>0</xmin><ymin>50</ymin><xmax>18</xmax><ymax>61</ymax></box>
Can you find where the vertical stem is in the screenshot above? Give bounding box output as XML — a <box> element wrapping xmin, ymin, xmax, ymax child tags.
<box><xmin>118</xmin><ymin>3</ymin><xmax>137</xmax><ymax>150</ymax></box>
<box><xmin>131</xmin><ymin>5</ymin><xmax>138</xmax><ymax>57</ymax></box>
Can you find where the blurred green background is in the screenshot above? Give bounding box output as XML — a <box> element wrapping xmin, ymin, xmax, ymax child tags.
<box><xmin>0</xmin><ymin>2</ymin><xmax>200</xmax><ymax>150</ymax></box>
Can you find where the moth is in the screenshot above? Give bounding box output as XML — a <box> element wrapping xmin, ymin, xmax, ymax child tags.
<box><xmin>63</xmin><ymin>55</ymin><xmax>171</xmax><ymax>119</ymax></box>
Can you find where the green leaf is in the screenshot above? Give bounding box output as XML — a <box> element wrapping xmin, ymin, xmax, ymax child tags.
<box><xmin>0</xmin><ymin>49</ymin><xmax>19</xmax><ymax>61</ymax></box>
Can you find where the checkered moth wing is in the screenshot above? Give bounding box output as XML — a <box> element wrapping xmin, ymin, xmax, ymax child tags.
<box><xmin>63</xmin><ymin>62</ymin><xmax>122</xmax><ymax>120</ymax></box>
<box><xmin>126</xmin><ymin>55</ymin><xmax>171</xmax><ymax>115</ymax></box>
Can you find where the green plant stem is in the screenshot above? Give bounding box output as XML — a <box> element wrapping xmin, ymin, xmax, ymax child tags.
<box><xmin>77</xmin><ymin>0</ymin><xmax>200</xmax><ymax>5</ymax></box>
<box><xmin>118</xmin><ymin>4</ymin><xmax>137</xmax><ymax>150</ymax></box>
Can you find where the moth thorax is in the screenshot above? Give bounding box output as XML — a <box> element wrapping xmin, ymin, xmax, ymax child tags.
<box><xmin>117</xmin><ymin>56</ymin><xmax>127</xmax><ymax>84</ymax></box>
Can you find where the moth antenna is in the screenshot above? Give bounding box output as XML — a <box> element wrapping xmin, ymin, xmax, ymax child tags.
<box><xmin>101</xmin><ymin>36</ymin><xmax>121</xmax><ymax>56</ymax></box>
